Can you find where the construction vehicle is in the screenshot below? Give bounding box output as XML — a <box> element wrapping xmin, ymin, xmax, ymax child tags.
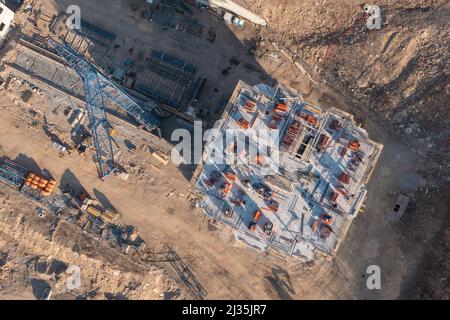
<box><xmin>248</xmin><ymin>210</ymin><xmax>262</xmax><ymax>232</ymax></box>
<box><xmin>223</xmin><ymin>12</ymin><xmax>246</xmax><ymax>28</ymax></box>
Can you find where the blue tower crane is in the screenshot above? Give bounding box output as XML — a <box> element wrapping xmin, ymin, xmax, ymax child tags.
<box><xmin>47</xmin><ymin>39</ymin><xmax>161</xmax><ymax>179</ymax></box>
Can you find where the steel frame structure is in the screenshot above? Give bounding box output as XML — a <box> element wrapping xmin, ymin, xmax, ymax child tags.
<box><xmin>48</xmin><ymin>39</ymin><xmax>160</xmax><ymax>178</ymax></box>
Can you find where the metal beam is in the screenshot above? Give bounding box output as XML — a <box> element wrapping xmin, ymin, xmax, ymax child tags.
<box><xmin>48</xmin><ymin>39</ymin><xmax>161</xmax><ymax>178</ymax></box>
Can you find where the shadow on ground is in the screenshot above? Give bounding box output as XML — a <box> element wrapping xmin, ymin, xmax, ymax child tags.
<box><xmin>59</xmin><ymin>168</ymin><xmax>88</xmax><ymax>197</ymax></box>
<box><xmin>30</xmin><ymin>279</ymin><xmax>51</xmax><ymax>300</ymax></box>
<box><xmin>93</xmin><ymin>188</ymin><xmax>117</xmax><ymax>212</ymax></box>
<box><xmin>14</xmin><ymin>153</ymin><xmax>54</xmax><ymax>179</ymax></box>
<box><xmin>266</xmin><ymin>266</ymin><xmax>296</xmax><ymax>300</ymax></box>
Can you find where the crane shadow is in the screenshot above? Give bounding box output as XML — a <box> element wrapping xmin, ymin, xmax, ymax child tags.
<box><xmin>266</xmin><ymin>265</ymin><xmax>296</xmax><ymax>300</ymax></box>
<box><xmin>93</xmin><ymin>188</ymin><xmax>117</xmax><ymax>212</ymax></box>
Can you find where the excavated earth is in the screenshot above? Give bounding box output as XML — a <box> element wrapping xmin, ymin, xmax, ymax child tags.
<box><xmin>235</xmin><ymin>0</ymin><xmax>449</xmax><ymax>299</ymax></box>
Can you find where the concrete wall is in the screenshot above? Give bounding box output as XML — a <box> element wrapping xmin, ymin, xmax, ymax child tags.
<box><xmin>0</xmin><ymin>3</ymin><xmax>14</xmax><ymax>45</ymax></box>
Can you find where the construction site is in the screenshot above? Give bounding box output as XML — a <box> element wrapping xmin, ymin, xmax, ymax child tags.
<box><xmin>0</xmin><ymin>0</ymin><xmax>448</xmax><ymax>300</ymax></box>
<box><xmin>194</xmin><ymin>81</ymin><xmax>382</xmax><ymax>260</ymax></box>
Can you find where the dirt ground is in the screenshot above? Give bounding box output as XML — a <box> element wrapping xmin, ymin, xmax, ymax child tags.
<box><xmin>0</xmin><ymin>190</ymin><xmax>181</xmax><ymax>300</ymax></box>
<box><xmin>0</xmin><ymin>0</ymin><xmax>448</xmax><ymax>299</ymax></box>
<box><xmin>239</xmin><ymin>0</ymin><xmax>449</xmax><ymax>165</ymax></box>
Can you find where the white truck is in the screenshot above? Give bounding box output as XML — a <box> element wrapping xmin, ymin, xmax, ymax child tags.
<box><xmin>223</xmin><ymin>12</ymin><xmax>245</xmax><ymax>28</ymax></box>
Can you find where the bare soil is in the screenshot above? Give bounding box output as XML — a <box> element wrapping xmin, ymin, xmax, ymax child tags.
<box><xmin>0</xmin><ymin>0</ymin><xmax>448</xmax><ymax>299</ymax></box>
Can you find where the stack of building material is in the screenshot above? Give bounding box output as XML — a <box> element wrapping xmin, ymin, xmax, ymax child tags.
<box><xmin>305</xmin><ymin>115</ymin><xmax>317</xmax><ymax>126</ymax></box>
<box><xmin>338</xmin><ymin>172</ymin><xmax>350</xmax><ymax>184</ymax></box>
<box><xmin>81</xmin><ymin>197</ymin><xmax>118</xmax><ymax>224</ymax></box>
<box><xmin>243</xmin><ymin>100</ymin><xmax>256</xmax><ymax>113</ymax></box>
<box><xmin>273</xmin><ymin>103</ymin><xmax>288</xmax><ymax>113</ymax></box>
<box><xmin>349</xmin><ymin>140</ymin><xmax>360</xmax><ymax>151</ymax></box>
<box><xmin>329</xmin><ymin>191</ymin><xmax>339</xmax><ymax>202</ymax></box>
<box><xmin>283</xmin><ymin>121</ymin><xmax>301</xmax><ymax>146</ymax></box>
<box><xmin>248</xmin><ymin>210</ymin><xmax>262</xmax><ymax>232</ymax></box>
<box><xmin>236</xmin><ymin>118</ymin><xmax>250</xmax><ymax>129</ymax></box>
<box><xmin>24</xmin><ymin>173</ymin><xmax>56</xmax><ymax>196</ymax></box>
<box><xmin>268</xmin><ymin>113</ymin><xmax>283</xmax><ymax>129</ymax></box>
<box><xmin>317</xmin><ymin>133</ymin><xmax>329</xmax><ymax>150</ymax></box>
<box><xmin>330</xmin><ymin>119</ymin><xmax>341</xmax><ymax>131</ymax></box>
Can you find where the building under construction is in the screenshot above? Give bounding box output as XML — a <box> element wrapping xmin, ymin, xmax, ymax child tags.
<box><xmin>194</xmin><ymin>81</ymin><xmax>383</xmax><ymax>261</ymax></box>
